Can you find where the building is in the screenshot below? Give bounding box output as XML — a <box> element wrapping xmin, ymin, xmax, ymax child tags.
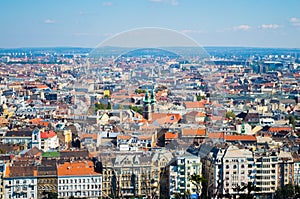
<box><xmin>37</xmin><ymin>160</ymin><xmax>58</xmax><ymax>199</ymax></box>
<box><xmin>293</xmin><ymin>152</ymin><xmax>300</xmax><ymax>185</ymax></box>
<box><xmin>143</xmin><ymin>90</ymin><xmax>152</xmax><ymax>121</ymax></box>
<box><xmin>277</xmin><ymin>151</ymin><xmax>294</xmax><ymax>188</ymax></box>
<box><xmin>220</xmin><ymin>146</ymin><xmax>255</xmax><ymax>197</ymax></box>
<box><xmin>3</xmin><ymin>165</ymin><xmax>38</xmax><ymax>199</ymax></box>
<box><xmin>57</xmin><ymin>160</ymin><xmax>102</xmax><ymax>199</ymax></box>
<box><xmin>254</xmin><ymin>151</ymin><xmax>278</xmax><ymax>198</ymax></box>
<box><xmin>169</xmin><ymin>153</ymin><xmax>202</xmax><ymax>199</ymax></box>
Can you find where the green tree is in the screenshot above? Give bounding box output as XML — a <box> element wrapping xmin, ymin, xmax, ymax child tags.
<box><xmin>95</xmin><ymin>102</ymin><xmax>111</xmax><ymax>111</ymax></box>
<box><xmin>275</xmin><ymin>184</ymin><xmax>295</xmax><ymax>199</ymax></box>
<box><xmin>135</xmin><ymin>89</ymin><xmax>146</xmax><ymax>94</ymax></box>
<box><xmin>189</xmin><ymin>173</ymin><xmax>207</xmax><ymax>198</ymax></box>
<box><xmin>225</xmin><ymin>111</ymin><xmax>236</xmax><ymax>119</ymax></box>
<box><xmin>233</xmin><ymin>182</ymin><xmax>259</xmax><ymax>199</ymax></box>
<box><xmin>129</xmin><ymin>106</ymin><xmax>143</xmax><ymax>115</ymax></box>
<box><xmin>289</xmin><ymin>115</ymin><xmax>296</xmax><ymax>130</ymax></box>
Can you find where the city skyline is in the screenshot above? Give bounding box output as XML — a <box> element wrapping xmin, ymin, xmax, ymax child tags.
<box><xmin>1</xmin><ymin>0</ymin><xmax>300</xmax><ymax>48</ymax></box>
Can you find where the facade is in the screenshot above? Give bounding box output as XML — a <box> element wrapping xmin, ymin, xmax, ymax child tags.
<box><xmin>293</xmin><ymin>153</ymin><xmax>300</xmax><ymax>185</ymax></box>
<box><xmin>3</xmin><ymin>165</ymin><xmax>38</xmax><ymax>199</ymax></box>
<box><xmin>113</xmin><ymin>154</ymin><xmax>152</xmax><ymax>198</ymax></box>
<box><xmin>169</xmin><ymin>154</ymin><xmax>202</xmax><ymax>199</ymax></box>
<box><xmin>278</xmin><ymin>151</ymin><xmax>294</xmax><ymax>187</ymax></box>
<box><xmin>57</xmin><ymin>161</ymin><xmax>102</xmax><ymax>199</ymax></box>
<box><xmin>221</xmin><ymin>146</ymin><xmax>255</xmax><ymax>196</ymax></box>
<box><xmin>254</xmin><ymin>151</ymin><xmax>278</xmax><ymax>198</ymax></box>
<box><xmin>37</xmin><ymin>164</ymin><xmax>58</xmax><ymax>199</ymax></box>
<box><xmin>40</xmin><ymin>131</ymin><xmax>59</xmax><ymax>151</ymax></box>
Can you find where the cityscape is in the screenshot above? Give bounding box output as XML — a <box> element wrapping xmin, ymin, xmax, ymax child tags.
<box><xmin>0</xmin><ymin>1</ymin><xmax>300</xmax><ymax>199</ymax></box>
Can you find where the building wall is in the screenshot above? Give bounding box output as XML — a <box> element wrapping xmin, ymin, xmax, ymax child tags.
<box><xmin>37</xmin><ymin>176</ymin><xmax>57</xmax><ymax>199</ymax></box>
<box><xmin>3</xmin><ymin>177</ymin><xmax>38</xmax><ymax>199</ymax></box>
<box><xmin>169</xmin><ymin>155</ymin><xmax>202</xmax><ymax>198</ymax></box>
<box><xmin>254</xmin><ymin>152</ymin><xmax>278</xmax><ymax>196</ymax></box>
<box><xmin>57</xmin><ymin>175</ymin><xmax>102</xmax><ymax>199</ymax></box>
<box><xmin>221</xmin><ymin>147</ymin><xmax>255</xmax><ymax>196</ymax></box>
<box><xmin>294</xmin><ymin>162</ymin><xmax>300</xmax><ymax>185</ymax></box>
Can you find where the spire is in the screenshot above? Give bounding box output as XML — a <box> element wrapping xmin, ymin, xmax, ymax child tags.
<box><xmin>150</xmin><ymin>89</ymin><xmax>156</xmax><ymax>104</ymax></box>
<box><xmin>143</xmin><ymin>90</ymin><xmax>151</xmax><ymax>104</ymax></box>
<box><xmin>241</xmin><ymin>122</ymin><xmax>245</xmax><ymax>134</ymax></box>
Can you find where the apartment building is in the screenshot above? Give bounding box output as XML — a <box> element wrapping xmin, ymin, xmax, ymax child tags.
<box><xmin>220</xmin><ymin>146</ymin><xmax>255</xmax><ymax>196</ymax></box>
<box><xmin>169</xmin><ymin>153</ymin><xmax>202</xmax><ymax>199</ymax></box>
<box><xmin>254</xmin><ymin>151</ymin><xmax>278</xmax><ymax>198</ymax></box>
<box><xmin>57</xmin><ymin>161</ymin><xmax>102</xmax><ymax>199</ymax></box>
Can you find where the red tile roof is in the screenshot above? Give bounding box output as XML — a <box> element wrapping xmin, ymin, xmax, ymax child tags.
<box><xmin>117</xmin><ymin>135</ymin><xmax>132</xmax><ymax>140</ymax></box>
<box><xmin>165</xmin><ymin>132</ymin><xmax>179</xmax><ymax>139</ymax></box>
<box><xmin>182</xmin><ymin>128</ymin><xmax>207</xmax><ymax>137</ymax></box>
<box><xmin>184</xmin><ymin>101</ymin><xmax>205</xmax><ymax>109</ymax></box>
<box><xmin>40</xmin><ymin>130</ymin><xmax>56</xmax><ymax>139</ymax></box>
<box><xmin>57</xmin><ymin>161</ymin><xmax>100</xmax><ymax>176</ymax></box>
<box><xmin>225</xmin><ymin>134</ymin><xmax>256</xmax><ymax>141</ymax></box>
<box><xmin>81</xmin><ymin>133</ymin><xmax>98</xmax><ymax>140</ymax></box>
<box><xmin>269</xmin><ymin>127</ymin><xmax>292</xmax><ymax>132</ymax></box>
<box><xmin>208</xmin><ymin>132</ymin><xmax>225</xmax><ymax>139</ymax></box>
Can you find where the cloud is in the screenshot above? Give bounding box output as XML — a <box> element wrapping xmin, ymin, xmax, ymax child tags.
<box><xmin>149</xmin><ymin>0</ymin><xmax>179</xmax><ymax>6</ymax></box>
<box><xmin>232</xmin><ymin>25</ymin><xmax>251</xmax><ymax>31</ymax></box>
<box><xmin>181</xmin><ymin>29</ymin><xmax>202</xmax><ymax>34</ymax></box>
<box><xmin>260</xmin><ymin>24</ymin><xmax>281</xmax><ymax>29</ymax></box>
<box><xmin>289</xmin><ymin>17</ymin><xmax>300</xmax><ymax>26</ymax></box>
<box><xmin>44</xmin><ymin>19</ymin><xmax>55</xmax><ymax>24</ymax></box>
<box><xmin>102</xmin><ymin>2</ymin><xmax>113</xmax><ymax>6</ymax></box>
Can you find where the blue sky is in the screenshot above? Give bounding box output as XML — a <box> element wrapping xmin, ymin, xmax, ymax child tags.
<box><xmin>1</xmin><ymin>0</ymin><xmax>300</xmax><ymax>48</ymax></box>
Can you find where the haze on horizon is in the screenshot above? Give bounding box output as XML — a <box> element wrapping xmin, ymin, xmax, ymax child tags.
<box><xmin>1</xmin><ymin>0</ymin><xmax>300</xmax><ymax>49</ymax></box>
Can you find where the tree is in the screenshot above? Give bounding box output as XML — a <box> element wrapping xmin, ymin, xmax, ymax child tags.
<box><xmin>232</xmin><ymin>182</ymin><xmax>259</xmax><ymax>199</ymax></box>
<box><xmin>42</xmin><ymin>192</ymin><xmax>58</xmax><ymax>199</ymax></box>
<box><xmin>288</xmin><ymin>115</ymin><xmax>296</xmax><ymax>130</ymax></box>
<box><xmin>225</xmin><ymin>111</ymin><xmax>236</xmax><ymax>119</ymax></box>
<box><xmin>189</xmin><ymin>173</ymin><xmax>207</xmax><ymax>198</ymax></box>
<box><xmin>275</xmin><ymin>184</ymin><xmax>295</xmax><ymax>199</ymax></box>
<box><xmin>129</xmin><ymin>106</ymin><xmax>143</xmax><ymax>115</ymax></box>
<box><xmin>196</xmin><ymin>94</ymin><xmax>206</xmax><ymax>101</ymax></box>
<box><xmin>135</xmin><ymin>89</ymin><xmax>146</xmax><ymax>94</ymax></box>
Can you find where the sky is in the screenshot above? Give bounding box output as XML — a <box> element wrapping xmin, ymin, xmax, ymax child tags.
<box><xmin>1</xmin><ymin>0</ymin><xmax>300</xmax><ymax>48</ymax></box>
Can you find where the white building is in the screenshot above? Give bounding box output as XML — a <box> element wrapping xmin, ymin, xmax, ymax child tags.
<box><xmin>3</xmin><ymin>165</ymin><xmax>38</xmax><ymax>199</ymax></box>
<box><xmin>254</xmin><ymin>151</ymin><xmax>278</xmax><ymax>198</ymax></box>
<box><xmin>169</xmin><ymin>153</ymin><xmax>202</xmax><ymax>199</ymax></box>
<box><xmin>32</xmin><ymin>129</ymin><xmax>59</xmax><ymax>151</ymax></box>
<box><xmin>57</xmin><ymin>161</ymin><xmax>102</xmax><ymax>199</ymax></box>
<box><xmin>221</xmin><ymin>146</ymin><xmax>255</xmax><ymax>196</ymax></box>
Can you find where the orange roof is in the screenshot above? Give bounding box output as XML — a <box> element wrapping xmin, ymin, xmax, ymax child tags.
<box><xmin>117</xmin><ymin>135</ymin><xmax>132</xmax><ymax>140</ymax></box>
<box><xmin>138</xmin><ymin>135</ymin><xmax>152</xmax><ymax>140</ymax></box>
<box><xmin>197</xmin><ymin>112</ymin><xmax>206</xmax><ymax>117</ymax></box>
<box><xmin>184</xmin><ymin>101</ymin><xmax>204</xmax><ymax>109</ymax></box>
<box><xmin>36</xmin><ymin>85</ymin><xmax>49</xmax><ymax>89</ymax></box>
<box><xmin>225</xmin><ymin>134</ymin><xmax>256</xmax><ymax>141</ymax></box>
<box><xmin>40</xmin><ymin>130</ymin><xmax>56</xmax><ymax>139</ymax></box>
<box><xmin>57</xmin><ymin>161</ymin><xmax>100</xmax><ymax>176</ymax></box>
<box><xmin>208</xmin><ymin>132</ymin><xmax>225</xmax><ymax>139</ymax></box>
<box><xmin>151</xmin><ymin>113</ymin><xmax>181</xmax><ymax>124</ymax></box>
<box><xmin>165</xmin><ymin>132</ymin><xmax>178</xmax><ymax>139</ymax></box>
<box><xmin>29</xmin><ymin>118</ymin><xmax>49</xmax><ymax>127</ymax></box>
<box><xmin>81</xmin><ymin>133</ymin><xmax>98</xmax><ymax>140</ymax></box>
<box><xmin>182</xmin><ymin>128</ymin><xmax>207</xmax><ymax>137</ymax></box>
<box><xmin>269</xmin><ymin>127</ymin><xmax>292</xmax><ymax>132</ymax></box>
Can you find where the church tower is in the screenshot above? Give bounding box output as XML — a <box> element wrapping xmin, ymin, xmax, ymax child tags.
<box><xmin>143</xmin><ymin>90</ymin><xmax>152</xmax><ymax>121</ymax></box>
<box><xmin>150</xmin><ymin>89</ymin><xmax>156</xmax><ymax>113</ymax></box>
